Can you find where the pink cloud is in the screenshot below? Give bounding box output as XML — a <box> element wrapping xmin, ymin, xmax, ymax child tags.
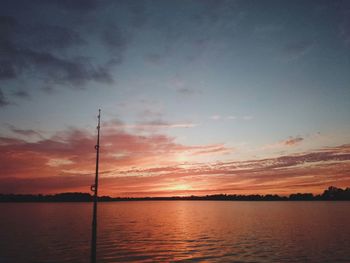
<box><xmin>0</xmin><ymin>126</ymin><xmax>349</xmax><ymax>196</ymax></box>
<box><xmin>0</xmin><ymin>122</ymin><xmax>231</xmax><ymax>183</ymax></box>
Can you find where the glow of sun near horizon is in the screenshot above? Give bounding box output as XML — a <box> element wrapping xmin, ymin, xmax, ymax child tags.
<box><xmin>1</xmin><ymin>0</ymin><xmax>350</xmax><ymax>197</ymax></box>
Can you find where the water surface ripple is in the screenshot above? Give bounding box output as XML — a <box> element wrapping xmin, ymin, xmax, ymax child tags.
<box><xmin>0</xmin><ymin>201</ymin><xmax>349</xmax><ymax>262</ymax></box>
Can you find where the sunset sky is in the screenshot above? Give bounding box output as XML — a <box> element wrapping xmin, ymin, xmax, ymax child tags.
<box><xmin>1</xmin><ymin>0</ymin><xmax>350</xmax><ymax>196</ymax></box>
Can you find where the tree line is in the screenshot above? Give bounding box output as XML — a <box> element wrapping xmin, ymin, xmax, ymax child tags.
<box><xmin>0</xmin><ymin>186</ymin><xmax>349</xmax><ymax>202</ymax></box>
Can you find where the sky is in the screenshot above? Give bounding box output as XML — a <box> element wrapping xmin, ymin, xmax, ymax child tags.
<box><xmin>1</xmin><ymin>0</ymin><xmax>350</xmax><ymax>196</ymax></box>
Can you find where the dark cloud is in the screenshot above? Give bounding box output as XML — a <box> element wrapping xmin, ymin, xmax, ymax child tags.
<box><xmin>0</xmin><ymin>10</ymin><xmax>123</xmax><ymax>105</ymax></box>
<box><xmin>39</xmin><ymin>0</ymin><xmax>99</xmax><ymax>12</ymax></box>
<box><xmin>12</xmin><ymin>90</ymin><xmax>30</xmax><ymax>98</ymax></box>
<box><xmin>22</xmin><ymin>24</ymin><xmax>86</xmax><ymax>50</ymax></box>
<box><xmin>329</xmin><ymin>0</ymin><xmax>350</xmax><ymax>46</ymax></box>
<box><xmin>339</xmin><ymin>6</ymin><xmax>350</xmax><ymax>46</ymax></box>
<box><xmin>0</xmin><ymin>16</ymin><xmax>114</xmax><ymax>93</ymax></box>
<box><xmin>191</xmin><ymin>0</ymin><xmax>241</xmax><ymax>24</ymax></box>
<box><xmin>0</xmin><ymin>15</ymin><xmax>17</xmax><ymax>37</ymax></box>
<box><xmin>0</xmin><ymin>89</ymin><xmax>9</xmax><ymax>107</ymax></box>
<box><xmin>340</xmin><ymin>22</ymin><xmax>350</xmax><ymax>45</ymax></box>
<box><xmin>8</xmin><ymin>125</ymin><xmax>42</xmax><ymax>138</ymax></box>
<box><xmin>101</xmin><ymin>24</ymin><xmax>129</xmax><ymax>55</ymax></box>
<box><xmin>176</xmin><ymin>87</ymin><xmax>197</xmax><ymax>95</ymax></box>
<box><xmin>127</xmin><ymin>0</ymin><xmax>148</xmax><ymax>28</ymax></box>
<box><xmin>6</xmin><ymin>47</ymin><xmax>113</xmax><ymax>86</ymax></box>
<box><xmin>283</xmin><ymin>136</ymin><xmax>304</xmax><ymax>146</ymax></box>
<box><xmin>0</xmin><ymin>16</ymin><xmax>19</xmax><ymax>81</ymax></box>
<box><xmin>0</xmin><ymin>60</ymin><xmax>16</xmax><ymax>80</ymax></box>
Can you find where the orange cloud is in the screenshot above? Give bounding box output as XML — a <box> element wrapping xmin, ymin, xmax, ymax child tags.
<box><xmin>0</xmin><ymin>123</ymin><xmax>232</xmax><ymax>193</ymax></box>
<box><xmin>1</xmin><ymin>123</ymin><xmax>349</xmax><ymax>196</ymax></box>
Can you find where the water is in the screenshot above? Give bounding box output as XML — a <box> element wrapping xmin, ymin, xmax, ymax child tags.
<box><xmin>0</xmin><ymin>201</ymin><xmax>349</xmax><ymax>262</ymax></box>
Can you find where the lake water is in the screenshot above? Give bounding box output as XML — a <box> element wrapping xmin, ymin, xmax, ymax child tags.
<box><xmin>0</xmin><ymin>201</ymin><xmax>349</xmax><ymax>262</ymax></box>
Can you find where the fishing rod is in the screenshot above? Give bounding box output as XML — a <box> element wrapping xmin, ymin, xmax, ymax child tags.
<box><xmin>91</xmin><ymin>109</ymin><xmax>101</xmax><ymax>263</ymax></box>
<box><xmin>91</xmin><ymin>109</ymin><xmax>101</xmax><ymax>200</ymax></box>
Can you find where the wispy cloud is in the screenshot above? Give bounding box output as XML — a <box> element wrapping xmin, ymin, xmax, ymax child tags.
<box><xmin>12</xmin><ymin>90</ymin><xmax>30</xmax><ymax>99</ymax></box>
<box><xmin>253</xmin><ymin>24</ymin><xmax>283</xmax><ymax>34</ymax></box>
<box><xmin>282</xmin><ymin>40</ymin><xmax>314</xmax><ymax>61</ymax></box>
<box><xmin>7</xmin><ymin>125</ymin><xmax>43</xmax><ymax>139</ymax></box>
<box><xmin>335</xmin><ymin>0</ymin><xmax>350</xmax><ymax>46</ymax></box>
<box><xmin>0</xmin><ymin>122</ymin><xmax>349</xmax><ymax>196</ymax></box>
<box><xmin>209</xmin><ymin>115</ymin><xmax>253</xmax><ymax>121</ymax></box>
<box><xmin>262</xmin><ymin>136</ymin><xmax>305</xmax><ymax>150</ymax></box>
<box><xmin>134</xmin><ymin>121</ymin><xmax>197</xmax><ymax>130</ymax></box>
<box><xmin>283</xmin><ymin>136</ymin><xmax>304</xmax><ymax>146</ymax></box>
<box><xmin>242</xmin><ymin>115</ymin><xmax>253</xmax><ymax>121</ymax></box>
<box><xmin>169</xmin><ymin>77</ymin><xmax>200</xmax><ymax>96</ymax></box>
<box><xmin>40</xmin><ymin>0</ymin><xmax>99</xmax><ymax>12</ymax></box>
<box><xmin>1</xmin><ymin>142</ymin><xmax>349</xmax><ymax>196</ymax></box>
<box><xmin>176</xmin><ymin>87</ymin><xmax>198</xmax><ymax>95</ymax></box>
<box><xmin>0</xmin><ymin>89</ymin><xmax>9</xmax><ymax>107</ymax></box>
<box><xmin>210</xmin><ymin>115</ymin><xmax>222</xmax><ymax>120</ymax></box>
<box><xmin>108</xmin><ymin>119</ymin><xmax>198</xmax><ymax>132</ymax></box>
<box><xmin>0</xmin><ymin>121</ymin><xmax>228</xmax><ymax>180</ymax></box>
<box><xmin>101</xmin><ymin>24</ymin><xmax>129</xmax><ymax>54</ymax></box>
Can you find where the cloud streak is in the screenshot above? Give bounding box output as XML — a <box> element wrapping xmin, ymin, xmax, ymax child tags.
<box><xmin>0</xmin><ymin>121</ymin><xmax>230</xmax><ymax>179</ymax></box>
<box><xmin>8</xmin><ymin>125</ymin><xmax>43</xmax><ymax>138</ymax></box>
<box><xmin>209</xmin><ymin>115</ymin><xmax>253</xmax><ymax>121</ymax></box>
<box><xmin>283</xmin><ymin>136</ymin><xmax>304</xmax><ymax>146</ymax></box>
<box><xmin>0</xmin><ymin>123</ymin><xmax>349</xmax><ymax>196</ymax></box>
<box><xmin>283</xmin><ymin>40</ymin><xmax>314</xmax><ymax>61</ymax></box>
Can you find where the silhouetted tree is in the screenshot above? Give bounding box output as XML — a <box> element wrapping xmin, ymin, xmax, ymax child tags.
<box><xmin>289</xmin><ymin>193</ymin><xmax>314</xmax><ymax>201</ymax></box>
<box><xmin>321</xmin><ymin>186</ymin><xmax>350</xmax><ymax>200</ymax></box>
<box><xmin>1</xmin><ymin>186</ymin><xmax>350</xmax><ymax>202</ymax></box>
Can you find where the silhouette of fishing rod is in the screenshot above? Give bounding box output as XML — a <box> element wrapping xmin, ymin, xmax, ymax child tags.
<box><xmin>91</xmin><ymin>109</ymin><xmax>101</xmax><ymax>263</ymax></box>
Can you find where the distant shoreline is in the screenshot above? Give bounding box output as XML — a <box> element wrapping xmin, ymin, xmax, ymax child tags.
<box><xmin>1</xmin><ymin>186</ymin><xmax>349</xmax><ymax>202</ymax></box>
<box><xmin>1</xmin><ymin>199</ymin><xmax>349</xmax><ymax>203</ymax></box>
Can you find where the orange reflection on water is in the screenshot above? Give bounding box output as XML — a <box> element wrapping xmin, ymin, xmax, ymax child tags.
<box><xmin>1</xmin><ymin>201</ymin><xmax>350</xmax><ymax>262</ymax></box>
